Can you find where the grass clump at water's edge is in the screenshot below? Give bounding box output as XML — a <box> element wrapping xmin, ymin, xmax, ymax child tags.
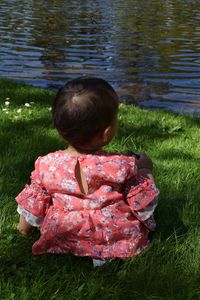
<box><xmin>0</xmin><ymin>78</ymin><xmax>200</xmax><ymax>300</ymax></box>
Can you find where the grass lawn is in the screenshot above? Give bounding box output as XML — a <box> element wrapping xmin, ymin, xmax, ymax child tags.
<box><xmin>0</xmin><ymin>78</ymin><xmax>200</xmax><ymax>300</ymax></box>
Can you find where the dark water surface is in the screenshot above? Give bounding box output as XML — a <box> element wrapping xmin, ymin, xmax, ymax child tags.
<box><xmin>1</xmin><ymin>0</ymin><xmax>200</xmax><ymax>114</ymax></box>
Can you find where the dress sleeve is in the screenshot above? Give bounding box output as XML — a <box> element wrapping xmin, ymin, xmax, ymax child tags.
<box><xmin>16</xmin><ymin>157</ymin><xmax>52</xmax><ymax>226</ymax></box>
<box><xmin>124</xmin><ymin>157</ymin><xmax>159</xmax><ymax>231</ymax></box>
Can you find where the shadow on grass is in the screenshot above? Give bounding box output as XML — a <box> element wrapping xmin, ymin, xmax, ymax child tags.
<box><xmin>0</xmin><ymin>230</ymin><xmax>198</xmax><ymax>300</ymax></box>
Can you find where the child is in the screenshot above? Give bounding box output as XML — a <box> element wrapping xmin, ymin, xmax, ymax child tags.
<box><xmin>16</xmin><ymin>77</ymin><xmax>159</xmax><ymax>266</ymax></box>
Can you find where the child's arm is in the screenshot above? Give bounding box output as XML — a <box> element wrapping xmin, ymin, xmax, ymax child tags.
<box><xmin>17</xmin><ymin>215</ymin><xmax>34</xmax><ymax>236</ymax></box>
<box><xmin>124</xmin><ymin>154</ymin><xmax>159</xmax><ymax>231</ymax></box>
<box><xmin>125</xmin><ymin>177</ymin><xmax>159</xmax><ymax>231</ymax></box>
<box><xmin>136</xmin><ymin>152</ymin><xmax>155</xmax><ymax>182</ymax></box>
<box><xmin>139</xmin><ymin>168</ymin><xmax>155</xmax><ymax>182</ymax></box>
<box><xmin>16</xmin><ymin>157</ymin><xmax>52</xmax><ymax>236</ymax></box>
<box><xmin>125</xmin><ymin>151</ymin><xmax>154</xmax><ymax>181</ymax></box>
<box><xmin>136</xmin><ymin>152</ymin><xmax>153</xmax><ymax>171</ymax></box>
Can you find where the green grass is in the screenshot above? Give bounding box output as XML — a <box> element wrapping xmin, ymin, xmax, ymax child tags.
<box><xmin>0</xmin><ymin>78</ymin><xmax>200</xmax><ymax>300</ymax></box>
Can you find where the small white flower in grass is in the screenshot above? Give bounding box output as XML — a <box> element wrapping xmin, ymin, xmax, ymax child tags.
<box><xmin>30</xmin><ymin>101</ymin><xmax>35</xmax><ymax>105</ymax></box>
<box><xmin>17</xmin><ymin>108</ymin><xmax>22</xmax><ymax>113</ymax></box>
<box><xmin>5</xmin><ymin>111</ymin><xmax>9</xmax><ymax>114</ymax></box>
<box><xmin>5</xmin><ymin>101</ymin><xmax>10</xmax><ymax>106</ymax></box>
<box><xmin>25</xmin><ymin>103</ymin><xmax>31</xmax><ymax>107</ymax></box>
<box><xmin>5</xmin><ymin>97</ymin><xmax>10</xmax><ymax>100</ymax></box>
<box><xmin>2</xmin><ymin>108</ymin><xmax>8</xmax><ymax>111</ymax></box>
<box><xmin>48</xmin><ymin>107</ymin><xmax>52</xmax><ymax>111</ymax></box>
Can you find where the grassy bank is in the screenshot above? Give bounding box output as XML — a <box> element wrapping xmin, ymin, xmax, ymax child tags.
<box><xmin>0</xmin><ymin>79</ymin><xmax>200</xmax><ymax>300</ymax></box>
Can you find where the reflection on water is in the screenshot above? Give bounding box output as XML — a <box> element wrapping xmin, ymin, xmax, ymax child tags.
<box><xmin>0</xmin><ymin>0</ymin><xmax>200</xmax><ymax>114</ymax></box>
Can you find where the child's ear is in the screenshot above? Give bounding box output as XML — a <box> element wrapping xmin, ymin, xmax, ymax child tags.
<box><xmin>102</xmin><ymin>126</ymin><xmax>113</xmax><ymax>143</ymax></box>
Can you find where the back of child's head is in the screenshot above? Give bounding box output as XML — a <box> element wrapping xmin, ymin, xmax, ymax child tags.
<box><xmin>52</xmin><ymin>77</ymin><xmax>119</xmax><ymax>148</ymax></box>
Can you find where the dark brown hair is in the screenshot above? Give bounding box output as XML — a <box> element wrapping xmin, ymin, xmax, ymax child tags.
<box><xmin>52</xmin><ymin>77</ymin><xmax>119</xmax><ymax>148</ymax></box>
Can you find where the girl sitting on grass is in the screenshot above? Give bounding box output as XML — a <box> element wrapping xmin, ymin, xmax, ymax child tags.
<box><xmin>16</xmin><ymin>77</ymin><xmax>159</xmax><ymax>266</ymax></box>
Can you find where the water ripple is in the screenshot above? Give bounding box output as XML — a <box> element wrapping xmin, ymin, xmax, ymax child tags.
<box><xmin>0</xmin><ymin>0</ymin><xmax>200</xmax><ymax>114</ymax></box>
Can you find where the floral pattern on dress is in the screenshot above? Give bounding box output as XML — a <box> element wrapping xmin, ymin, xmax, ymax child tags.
<box><xmin>16</xmin><ymin>150</ymin><xmax>159</xmax><ymax>259</ymax></box>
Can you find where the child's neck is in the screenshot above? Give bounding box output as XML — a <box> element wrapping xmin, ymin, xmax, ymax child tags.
<box><xmin>65</xmin><ymin>144</ymin><xmax>102</xmax><ymax>156</ymax></box>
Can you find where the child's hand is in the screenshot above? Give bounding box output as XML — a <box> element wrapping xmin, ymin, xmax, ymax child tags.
<box><xmin>137</xmin><ymin>152</ymin><xmax>153</xmax><ymax>171</ymax></box>
<box><xmin>17</xmin><ymin>216</ymin><xmax>34</xmax><ymax>236</ymax></box>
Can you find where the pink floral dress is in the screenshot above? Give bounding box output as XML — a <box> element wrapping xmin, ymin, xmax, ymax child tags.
<box><xmin>16</xmin><ymin>150</ymin><xmax>159</xmax><ymax>259</ymax></box>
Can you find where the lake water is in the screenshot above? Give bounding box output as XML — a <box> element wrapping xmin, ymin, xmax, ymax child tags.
<box><xmin>1</xmin><ymin>0</ymin><xmax>200</xmax><ymax>114</ymax></box>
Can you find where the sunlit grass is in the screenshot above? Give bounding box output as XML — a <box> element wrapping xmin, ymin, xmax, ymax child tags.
<box><xmin>0</xmin><ymin>79</ymin><xmax>200</xmax><ymax>300</ymax></box>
